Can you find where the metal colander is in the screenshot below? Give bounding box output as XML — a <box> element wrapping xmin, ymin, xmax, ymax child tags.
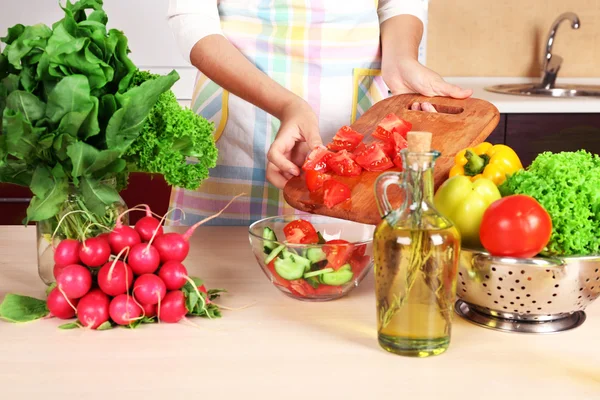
<box><xmin>455</xmin><ymin>249</ymin><xmax>600</xmax><ymax>333</ymax></box>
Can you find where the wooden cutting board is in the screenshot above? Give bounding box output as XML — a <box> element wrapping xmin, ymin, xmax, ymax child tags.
<box><xmin>283</xmin><ymin>94</ymin><xmax>500</xmax><ymax>225</ymax></box>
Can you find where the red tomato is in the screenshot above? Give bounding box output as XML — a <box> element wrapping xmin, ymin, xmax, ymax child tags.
<box><xmin>354</xmin><ymin>142</ymin><xmax>394</xmax><ymax>172</ymax></box>
<box><xmin>353</xmin><ymin>244</ymin><xmax>367</xmax><ymax>258</ymax></box>
<box><xmin>323</xmin><ymin>239</ymin><xmax>355</xmax><ymax>270</ymax></box>
<box><xmin>289</xmin><ymin>279</ymin><xmax>316</xmax><ymax>297</ymax></box>
<box><xmin>302</xmin><ymin>146</ymin><xmax>334</xmax><ymax>172</ymax></box>
<box><xmin>283</xmin><ymin>219</ymin><xmax>319</xmax><ymax>244</ymax></box>
<box><xmin>323</xmin><ymin>179</ymin><xmax>351</xmax><ymax>208</ymax></box>
<box><xmin>372</xmin><ymin>113</ymin><xmax>412</xmax><ymax>141</ymax></box>
<box><xmin>305</xmin><ymin>170</ymin><xmax>330</xmax><ymax>192</ymax></box>
<box><xmin>326</xmin><ymin>150</ymin><xmax>362</xmax><ymax>176</ymax></box>
<box><xmin>349</xmin><ymin>254</ymin><xmax>370</xmax><ymax>276</ymax></box>
<box><xmin>267</xmin><ymin>259</ymin><xmax>291</xmax><ymax>289</ymax></box>
<box><xmin>315</xmin><ymin>285</ymin><xmax>344</xmax><ymax>296</ymax></box>
<box><xmin>352</xmin><ymin>142</ymin><xmax>367</xmax><ymax>156</ymax></box>
<box><xmin>326</xmin><ymin>126</ymin><xmax>364</xmax><ymax>152</ymax></box>
<box><xmin>479</xmin><ymin>195</ymin><xmax>553</xmax><ymax>258</ymax></box>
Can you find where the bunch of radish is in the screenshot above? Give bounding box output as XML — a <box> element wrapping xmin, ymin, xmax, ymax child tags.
<box><xmin>45</xmin><ymin>196</ymin><xmax>240</xmax><ymax>330</ymax></box>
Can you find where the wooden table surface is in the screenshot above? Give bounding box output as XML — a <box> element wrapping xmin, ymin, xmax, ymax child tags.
<box><xmin>0</xmin><ymin>226</ymin><xmax>598</xmax><ymax>400</ymax></box>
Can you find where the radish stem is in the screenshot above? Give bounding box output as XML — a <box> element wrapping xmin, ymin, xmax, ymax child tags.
<box><xmin>51</xmin><ymin>210</ymin><xmax>91</xmax><ymax>247</ymax></box>
<box><xmin>57</xmin><ymin>286</ymin><xmax>78</xmax><ymax>313</ymax></box>
<box><xmin>107</xmin><ymin>247</ymin><xmax>130</xmax><ymax>281</ymax></box>
<box><xmin>182</xmin><ymin>193</ymin><xmax>245</xmax><ymax>241</ymax></box>
<box><xmin>146</xmin><ymin>208</ymin><xmax>179</xmax><ymax>250</ymax></box>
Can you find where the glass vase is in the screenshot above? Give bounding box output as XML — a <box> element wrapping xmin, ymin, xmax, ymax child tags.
<box><xmin>373</xmin><ymin>149</ymin><xmax>461</xmax><ymax>357</ymax></box>
<box><xmin>35</xmin><ymin>179</ymin><xmax>128</xmax><ymax>285</ymax></box>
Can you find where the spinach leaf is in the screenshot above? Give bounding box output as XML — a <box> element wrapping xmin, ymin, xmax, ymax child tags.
<box><xmin>0</xmin><ymin>83</ymin><xmax>6</xmax><ymax>131</ymax></box>
<box><xmin>0</xmin><ymin>54</ymin><xmax>8</xmax><ymax>81</ymax></box>
<box><xmin>0</xmin><ymin>24</ymin><xmax>26</xmax><ymax>45</ymax></box>
<box><xmin>2</xmin><ymin>109</ymin><xmax>43</xmax><ymax>161</ymax></box>
<box><xmin>0</xmin><ymin>159</ymin><xmax>33</xmax><ymax>186</ymax></box>
<box><xmin>46</xmin><ymin>74</ymin><xmax>93</xmax><ymax>124</ymax></box>
<box><xmin>105</xmin><ymin>70</ymin><xmax>179</xmax><ymax>153</ymax></box>
<box><xmin>80</xmin><ymin>176</ymin><xmax>121</xmax><ymax>216</ymax></box>
<box><xmin>0</xmin><ymin>293</ymin><xmax>49</xmax><ymax>323</ymax></box>
<box><xmin>26</xmin><ymin>165</ymin><xmax>68</xmax><ymax>222</ymax></box>
<box><xmin>5</xmin><ymin>24</ymin><xmax>53</xmax><ymax>70</ymax></box>
<box><xmin>6</xmin><ymin>90</ymin><xmax>46</xmax><ymax>123</ymax></box>
<box><xmin>59</xmin><ymin>322</ymin><xmax>81</xmax><ymax>329</ymax></box>
<box><xmin>67</xmin><ymin>141</ymin><xmax>120</xmax><ymax>178</ymax></box>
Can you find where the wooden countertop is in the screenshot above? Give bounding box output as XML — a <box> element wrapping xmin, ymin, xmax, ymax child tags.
<box><xmin>0</xmin><ymin>226</ymin><xmax>598</xmax><ymax>400</ymax></box>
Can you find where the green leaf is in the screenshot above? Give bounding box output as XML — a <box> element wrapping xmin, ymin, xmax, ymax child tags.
<box><xmin>2</xmin><ymin>75</ymin><xmax>20</xmax><ymax>94</ymax></box>
<box><xmin>0</xmin><ymin>293</ymin><xmax>49</xmax><ymax>323</ymax></box>
<box><xmin>0</xmin><ymin>159</ymin><xmax>33</xmax><ymax>186</ymax></box>
<box><xmin>2</xmin><ymin>109</ymin><xmax>43</xmax><ymax>160</ymax></box>
<box><xmin>1</xmin><ymin>24</ymin><xmax>25</xmax><ymax>45</ymax></box>
<box><xmin>45</xmin><ymin>282</ymin><xmax>57</xmax><ymax>296</ymax></box>
<box><xmin>67</xmin><ymin>141</ymin><xmax>121</xmax><ymax>178</ymax></box>
<box><xmin>112</xmin><ymin>30</ymin><xmax>137</xmax><ymax>92</ymax></box>
<box><xmin>52</xmin><ymin>164</ymin><xmax>66</xmax><ymax>179</ymax></box>
<box><xmin>5</xmin><ymin>24</ymin><xmax>52</xmax><ymax>70</ymax></box>
<box><xmin>97</xmin><ymin>321</ymin><xmax>113</xmax><ymax>330</ymax></box>
<box><xmin>80</xmin><ymin>96</ymin><xmax>100</xmax><ymax>139</ymax></box>
<box><xmin>26</xmin><ymin>165</ymin><xmax>69</xmax><ymax>222</ymax></box>
<box><xmin>19</xmin><ymin>64</ymin><xmax>38</xmax><ymax>92</ymax></box>
<box><xmin>0</xmin><ymin>83</ymin><xmax>6</xmax><ymax>131</ymax></box>
<box><xmin>45</xmin><ymin>74</ymin><xmax>93</xmax><ymax>124</ymax></box>
<box><xmin>52</xmin><ymin>132</ymin><xmax>77</xmax><ymax>161</ymax></box>
<box><xmin>105</xmin><ymin>70</ymin><xmax>179</xmax><ymax>153</ymax></box>
<box><xmin>59</xmin><ymin>322</ymin><xmax>81</xmax><ymax>329</ymax></box>
<box><xmin>80</xmin><ymin>176</ymin><xmax>121</xmax><ymax>216</ymax></box>
<box><xmin>0</xmin><ymin>54</ymin><xmax>8</xmax><ymax>81</ymax></box>
<box><xmin>6</xmin><ymin>90</ymin><xmax>46</xmax><ymax>123</ymax></box>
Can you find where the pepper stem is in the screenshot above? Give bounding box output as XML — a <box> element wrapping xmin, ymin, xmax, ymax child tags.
<box><xmin>463</xmin><ymin>150</ymin><xmax>489</xmax><ymax>176</ymax></box>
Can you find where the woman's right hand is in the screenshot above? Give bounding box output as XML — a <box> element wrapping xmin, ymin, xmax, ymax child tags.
<box><xmin>267</xmin><ymin>98</ymin><xmax>322</xmax><ymax>189</ymax></box>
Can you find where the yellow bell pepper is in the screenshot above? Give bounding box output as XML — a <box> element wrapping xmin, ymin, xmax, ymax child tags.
<box><xmin>449</xmin><ymin>142</ymin><xmax>523</xmax><ymax>186</ymax></box>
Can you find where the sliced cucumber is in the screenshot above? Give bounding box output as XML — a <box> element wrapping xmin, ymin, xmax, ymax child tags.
<box><xmin>303</xmin><ymin>268</ymin><xmax>334</xmax><ymax>279</ymax></box>
<box><xmin>274</xmin><ymin>257</ymin><xmax>306</xmax><ymax>280</ymax></box>
<box><xmin>305</xmin><ymin>276</ymin><xmax>320</xmax><ymax>289</ymax></box>
<box><xmin>320</xmin><ymin>264</ymin><xmax>354</xmax><ymax>286</ymax></box>
<box><xmin>306</xmin><ymin>247</ymin><xmax>327</xmax><ymax>264</ymax></box>
<box><xmin>262</xmin><ymin>227</ymin><xmax>278</xmax><ymax>253</ymax></box>
<box><xmin>265</xmin><ymin>244</ymin><xmax>285</xmax><ymax>264</ymax></box>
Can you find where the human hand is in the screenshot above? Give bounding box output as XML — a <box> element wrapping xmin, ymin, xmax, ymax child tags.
<box><xmin>382</xmin><ymin>58</ymin><xmax>473</xmax><ymax>112</ymax></box>
<box><xmin>267</xmin><ymin>98</ymin><xmax>322</xmax><ymax>189</ymax></box>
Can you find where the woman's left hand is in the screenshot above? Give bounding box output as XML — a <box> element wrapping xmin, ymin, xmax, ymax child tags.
<box><xmin>382</xmin><ymin>58</ymin><xmax>473</xmax><ymax>112</ymax></box>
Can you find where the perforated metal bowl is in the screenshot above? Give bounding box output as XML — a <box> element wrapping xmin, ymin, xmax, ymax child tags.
<box><xmin>455</xmin><ymin>249</ymin><xmax>600</xmax><ymax>333</ymax></box>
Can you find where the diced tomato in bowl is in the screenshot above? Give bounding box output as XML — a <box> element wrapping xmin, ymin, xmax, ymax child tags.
<box><xmin>248</xmin><ymin>215</ymin><xmax>374</xmax><ymax>301</ymax></box>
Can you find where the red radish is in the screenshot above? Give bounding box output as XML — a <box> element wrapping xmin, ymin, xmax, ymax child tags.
<box><xmin>97</xmin><ymin>260</ymin><xmax>133</xmax><ymax>296</ymax></box>
<box><xmin>141</xmin><ymin>302</ymin><xmax>157</xmax><ymax>318</ymax></box>
<box><xmin>134</xmin><ymin>205</ymin><xmax>164</xmax><ymax>242</ymax></box>
<box><xmin>76</xmin><ymin>289</ymin><xmax>110</xmax><ymax>329</ymax></box>
<box><xmin>108</xmin><ymin>225</ymin><xmax>141</xmax><ymax>254</ymax></box>
<box><xmin>158</xmin><ymin>261</ymin><xmax>188</xmax><ymax>290</ymax></box>
<box><xmin>133</xmin><ymin>274</ymin><xmax>166</xmax><ymax>305</ymax></box>
<box><xmin>53</xmin><ymin>264</ymin><xmax>69</xmax><ymax>280</ymax></box>
<box><xmin>128</xmin><ymin>243</ymin><xmax>160</xmax><ymax>275</ymax></box>
<box><xmin>47</xmin><ymin>287</ymin><xmax>79</xmax><ymax>319</ymax></box>
<box><xmin>153</xmin><ymin>194</ymin><xmax>243</xmax><ymax>263</ymax></box>
<box><xmin>109</xmin><ymin>294</ymin><xmax>143</xmax><ymax>326</ymax></box>
<box><xmin>158</xmin><ymin>290</ymin><xmax>187</xmax><ymax>323</ymax></box>
<box><xmin>53</xmin><ymin>239</ymin><xmax>81</xmax><ymax>268</ymax></box>
<box><xmin>78</xmin><ymin>236</ymin><xmax>111</xmax><ymax>268</ymax></box>
<box><xmin>56</xmin><ymin>264</ymin><xmax>92</xmax><ymax>299</ymax></box>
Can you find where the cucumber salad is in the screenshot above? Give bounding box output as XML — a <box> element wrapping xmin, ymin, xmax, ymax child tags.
<box><xmin>261</xmin><ymin>219</ymin><xmax>370</xmax><ymax>297</ymax></box>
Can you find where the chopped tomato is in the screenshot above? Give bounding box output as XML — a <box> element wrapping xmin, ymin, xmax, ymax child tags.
<box><xmin>349</xmin><ymin>254</ymin><xmax>371</xmax><ymax>276</ymax></box>
<box><xmin>326</xmin><ymin>150</ymin><xmax>362</xmax><ymax>177</ymax></box>
<box><xmin>354</xmin><ymin>142</ymin><xmax>394</xmax><ymax>172</ymax></box>
<box><xmin>323</xmin><ymin>239</ymin><xmax>355</xmax><ymax>270</ymax></box>
<box><xmin>283</xmin><ymin>219</ymin><xmax>319</xmax><ymax>244</ymax></box>
<box><xmin>373</xmin><ymin>113</ymin><xmax>412</xmax><ymax>141</ymax></box>
<box><xmin>305</xmin><ymin>170</ymin><xmax>331</xmax><ymax>192</ymax></box>
<box><xmin>302</xmin><ymin>146</ymin><xmax>334</xmax><ymax>172</ymax></box>
<box><xmin>315</xmin><ymin>285</ymin><xmax>344</xmax><ymax>296</ymax></box>
<box><xmin>352</xmin><ymin>142</ymin><xmax>367</xmax><ymax>156</ymax></box>
<box><xmin>393</xmin><ymin>155</ymin><xmax>403</xmax><ymax>169</ymax></box>
<box><xmin>390</xmin><ymin>131</ymin><xmax>408</xmax><ymax>169</ymax></box>
<box><xmin>289</xmin><ymin>279</ymin><xmax>316</xmax><ymax>297</ymax></box>
<box><xmin>323</xmin><ymin>179</ymin><xmax>351</xmax><ymax>208</ymax></box>
<box><xmin>353</xmin><ymin>244</ymin><xmax>367</xmax><ymax>258</ymax></box>
<box><xmin>267</xmin><ymin>259</ymin><xmax>291</xmax><ymax>289</ymax></box>
<box><xmin>327</xmin><ymin>126</ymin><xmax>364</xmax><ymax>152</ymax></box>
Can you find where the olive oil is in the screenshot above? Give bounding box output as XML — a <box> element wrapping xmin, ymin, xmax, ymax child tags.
<box><xmin>374</xmin><ymin>221</ymin><xmax>460</xmax><ymax>357</ymax></box>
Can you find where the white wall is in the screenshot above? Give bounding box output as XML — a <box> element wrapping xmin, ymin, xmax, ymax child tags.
<box><xmin>0</xmin><ymin>0</ymin><xmax>196</xmax><ymax>102</ymax></box>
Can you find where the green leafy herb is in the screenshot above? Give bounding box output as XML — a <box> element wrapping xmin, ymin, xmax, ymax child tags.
<box><xmin>0</xmin><ymin>293</ymin><xmax>49</xmax><ymax>322</ymax></box>
<box><xmin>97</xmin><ymin>321</ymin><xmax>113</xmax><ymax>330</ymax></box>
<box><xmin>59</xmin><ymin>321</ymin><xmax>81</xmax><ymax>329</ymax></box>
<box><xmin>182</xmin><ymin>277</ymin><xmax>224</xmax><ymax>319</ymax></box>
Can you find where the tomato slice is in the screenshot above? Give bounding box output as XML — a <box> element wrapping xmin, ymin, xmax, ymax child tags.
<box><xmin>349</xmin><ymin>254</ymin><xmax>371</xmax><ymax>276</ymax></box>
<box><xmin>352</xmin><ymin>142</ymin><xmax>367</xmax><ymax>156</ymax></box>
<box><xmin>283</xmin><ymin>219</ymin><xmax>319</xmax><ymax>244</ymax></box>
<box><xmin>373</xmin><ymin>113</ymin><xmax>412</xmax><ymax>141</ymax></box>
<box><xmin>323</xmin><ymin>179</ymin><xmax>351</xmax><ymax>208</ymax></box>
<box><xmin>326</xmin><ymin>150</ymin><xmax>362</xmax><ymax>177</ymax></box>
<box><xmin>315</xmin><ymin>285</ymin><xmax>344</xmax><ymax>296</ymax></box>
<box><xmin>326</xmin><ymin>126</ymin><xmax>364</xmax><ymax>152</ymax></box>
<box><xmin>305</xmin><ymin>170</ymin><xmax>331</xmax><ymax>192</ymax></box>
<box><xmin>353</xmin><ymin>244</ymin><xmax>367</xmax><ymax>258</ymax></box>
<box><xmin>302</xmin><ymin>146</ymin><xmax>334</xmax><ymax>172</ymax></box>
<box><xmin>323</xmin><ymin>239</ymin><xmax>355</xmax><ymax>270</ymax></box>
<box><xmin>354</xmin><ymin>142</ymin><xmax>394</xmax><ymax>172</ymax></box>
<box><xmin>289</xmin><ymin>279</ymin><xmax>316</xmax><ymax>297</ymax></box>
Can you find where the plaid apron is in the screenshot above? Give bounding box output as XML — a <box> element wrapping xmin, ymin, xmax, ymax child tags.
<box><xmin>169</xmin><ymin>0</ymin><xmax>389</xmax><ymax>226</ymax></box>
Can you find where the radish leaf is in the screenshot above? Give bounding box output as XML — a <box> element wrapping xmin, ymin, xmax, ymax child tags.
<box><xmin>26</xmin><ymin>166</ymin><xmax>68</xmax><ymax>222</ymax></box>
<box><xmin>0</xmin><ymin>293</ymin><xmax>49</xmax><ymax>323</ymax></box>
<box><xmin>80</xmin><ymin>176</ymin><xmax>121</xmax><ymax>216</ymax></box>
<box><xmin>59</xmin><ymin>322</ymin><xmax>81</xmax><ymax>329</ymax></box>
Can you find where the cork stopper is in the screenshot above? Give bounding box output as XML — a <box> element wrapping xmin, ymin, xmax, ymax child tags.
<box><xmin>407</xmin><ymin>131</ymin><xmax>432</xmax><ymax>153</ymax></box>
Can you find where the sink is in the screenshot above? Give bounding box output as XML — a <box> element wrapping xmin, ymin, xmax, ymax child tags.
<box><xmin>485</xmin><ymin>83</ymin><xmax>600</xmax><ymax>98</ymax></box>
<box><xmin>485</xmin><ymin>12</ymin><xmax>600</xmax><ymax>98</ymax></box>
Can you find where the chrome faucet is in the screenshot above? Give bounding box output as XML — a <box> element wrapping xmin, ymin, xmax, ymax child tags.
<box><xmin>541</xmin><ymin>12</ymin><xmax>580</xmax><ymax>89</ymax></box>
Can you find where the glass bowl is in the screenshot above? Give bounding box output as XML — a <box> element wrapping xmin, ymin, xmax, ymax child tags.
<box><xmin>248</xmin><ymin>215</ymin><xmax>375</xmax><ymax>301</ymax></box>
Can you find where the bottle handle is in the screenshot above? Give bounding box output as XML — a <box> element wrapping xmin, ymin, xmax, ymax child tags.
<box><xmin>374</xmin><ymin>171</ymin><xmax>406</xmax><ymax>218</ymax></box>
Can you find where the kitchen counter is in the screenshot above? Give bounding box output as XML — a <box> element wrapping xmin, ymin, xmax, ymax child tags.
<box><xmin>0</xmin><ymin>226</ymin><xmax>598</xmax><ymax>400</ymax></box>
<box><xmin>445</xmin><ymin>77</ymin><xmax>600</xmax><ymax>114</ymax></box>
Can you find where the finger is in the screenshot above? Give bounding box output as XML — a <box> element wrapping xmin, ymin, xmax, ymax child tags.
<box><xmin>291</xmin><ymin>142</ymin><xmax>310</xmax><ymax>167</ymax></box>
<box><xmin>421</xmin><ymin>102</ymin><xmax>438</xmax><ymax>113</ymax></box>
<box><xmin>268</xmin><ymin>135</ymin><xmax>301</xmax><ymax>177</ymax></box>
<box><xmin>411</xmin><ymin>102</ymin><xmax>421</xmax><ymax>111</ymax></box>
<box><xmin>435</xmin><ymin>80</ymin><xmax>473</xmax><ymax>99</ymax></box>
<box><xmin>303</xmin><ymin>125</ymin><xmax>323</xmax><ymax>150</ymax></box>
<box><xmin>266</xmin><ymin>162</ymin><xmax>289</xmax><ymax>189</ymax></box>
